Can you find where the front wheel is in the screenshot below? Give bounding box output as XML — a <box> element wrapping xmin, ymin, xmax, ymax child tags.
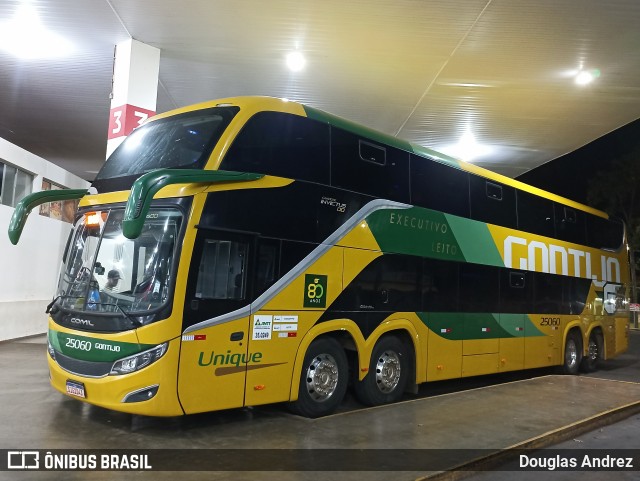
<box><xmin>354</xmin><ymin>335</ymin><xmax>410</xmax><ymax>406</ymax></box>
<box><xmin>562</xmin><ymin>330</ymin><xmax>583</xmax><ymax>375</ymax></box>
<box><xmin>289</xmin><ymin>337</ymin><xmax>348</xmax><ymax>418</ymax></box>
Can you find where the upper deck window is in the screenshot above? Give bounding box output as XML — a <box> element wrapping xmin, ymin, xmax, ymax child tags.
<box><xmin>95</xmin><ymin>106</ymin><xmax>239</xmax><ymax>181</ymax></box>
<box><xmin>221</xmin><ymin>111</ymin><xmax>330</xmax><ymax>184</ymax></box>
<box><xmin>411</xmin><ymin>156</ymin><xmax>470</xmax><ymax>218</ymax></box>
<box><xmin>469</xmin><ymin>175</ymin><xmax>517</xmax><ymax>229</ymax></box>
<box><xmin>331</xmin><ymin>128</ymin><xmax>409</xmax><ymax>202</ymax></box>
<box><xmin>554</xmin><ymin>203</ymin><xmax>586</xmax><ymax>245</ymax></box>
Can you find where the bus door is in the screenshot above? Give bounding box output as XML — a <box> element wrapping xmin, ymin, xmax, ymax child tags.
<box><xmin>178</xmin><ymin>230</ymin><xmax>254</xmax><ymax>414</ymax></box>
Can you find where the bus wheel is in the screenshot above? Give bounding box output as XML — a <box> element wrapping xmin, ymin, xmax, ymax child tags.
<box><xmin>562</xmin><ymin>330</ymin><xmax>583</xmax><ymax>375</ymax></box>
<box><xmin>581</xmin><ymin>331</ymin><xmax>603</xmax><ymax>373</ymax></box>
<box><xmin>355</xmin><ymin>335</ymin><xmax>409</xmax><ymax>406</ymax></box>
<box><xmin>289</xmin><ymin>337</ymin><xmax>348</xmax><ymax>418</ymax></box>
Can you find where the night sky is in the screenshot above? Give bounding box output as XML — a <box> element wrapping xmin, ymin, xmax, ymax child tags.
<box><xmin>517</xmin><ymin>117</ymin><xmax>640</xmax><ymax>205</ymax></box>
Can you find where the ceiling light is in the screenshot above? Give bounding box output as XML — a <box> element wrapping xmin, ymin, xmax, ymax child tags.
<box><xmin>439</xmin><ymin>128</ymin><xmax>494</xmax><ymax>162</ymax></box>
<box><xmin>575</xmin><ymin>69</ymin><xmax>601</xmax><ymax>86</ymax></box>
<box><xmin>0</xmin><ymin>3</ymin><xmax>74</xmax><ymax>59</ymax></box>
<box><xmin>286</xmin><ymin>51</ymin><xmax>306</xmax><ymax>72</ymax></box>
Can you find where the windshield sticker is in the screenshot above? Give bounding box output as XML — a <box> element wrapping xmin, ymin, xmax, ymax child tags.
<box><xmin>273</xmin><ymin>324</ymin><xmax>297</xmax><ymax>332</ymax></box>
<box><xmin>252</xmin><ymin>315</ymin><xmax>272</xmax><ymax>340</ymax></box>
<box><xmin>274</xmin><ymin>315</ymin><xmax>298</xmax><ymax>323</ymax></box>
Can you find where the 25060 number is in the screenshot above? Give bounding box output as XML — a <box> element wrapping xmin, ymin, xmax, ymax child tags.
<box><xmin>540</xmin><ymin>317</ymin><xmax>561</xmax><ymax>327</ymax></box>
<box><xmin>65</xmin><ymin>338</ymin><xmax>92</xmax><ymax>351</ymax></box>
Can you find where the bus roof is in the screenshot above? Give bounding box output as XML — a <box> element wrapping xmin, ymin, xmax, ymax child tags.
<box><xmin>150</xmin><ymin>96</ymin><xmax>609</xmax><ymax>219</ymax></box>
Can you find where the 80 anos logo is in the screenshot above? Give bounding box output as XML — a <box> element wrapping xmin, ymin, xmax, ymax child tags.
<box><xmin>304</xmin><ymin>274</ymin><xmax>328</xmax><ymax>308</ymax></box>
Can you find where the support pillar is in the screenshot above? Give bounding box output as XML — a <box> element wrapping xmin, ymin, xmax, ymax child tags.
<box><xmin>106</xmin><ymin>39</ymin><xmax>161</xmax><ymax>158</ymax></box>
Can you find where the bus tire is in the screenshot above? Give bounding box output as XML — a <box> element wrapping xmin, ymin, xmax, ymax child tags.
<box><xmin>581</xmin><ymin>331</ymin><xmax>604</xmax><ymax>373</ymax></box>
<box><xmin>562</xmin><ymin>330</ymin><xmax>583</xmax><ymax>375</ymax></box>
<box><xmin>289</xmin><ymin>337</ymin><xmax>348</xmax><ymax>418</ymax></box>
<box><xmin>354</xmin><ymin>335</ymin><xmax>409</xmax><ymax>406</ymax></box>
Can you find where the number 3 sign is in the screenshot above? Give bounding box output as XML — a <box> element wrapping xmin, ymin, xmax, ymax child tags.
<box><xmin>107</xmin><ymin>104</ymin><xmax>156</xmax><ymax>140</ymax></box>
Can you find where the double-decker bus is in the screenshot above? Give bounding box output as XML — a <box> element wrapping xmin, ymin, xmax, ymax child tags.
<box><xmin>9</xmin><ymin>97</ymin><xmax>630</xmax><ymax>418</ymax></box>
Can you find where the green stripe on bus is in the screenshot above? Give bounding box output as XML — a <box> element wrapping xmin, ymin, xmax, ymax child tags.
<box><xmin>444</xmin><ymin>214</ymin><xmax>504</xmax><ymax>267</ymax></box>
<box><xmin>49</xmin><ymin>329</ymin><xmax>153</xmax><ymax>363</ymax></box>
<box><xmin>365</xmin><ymin>206</ymin><xmax>504</xmax><ymax>266</ymax></box>
<box><xmin>366</xmin><ymin>207</ymin><xmax>466</xmax><ymax>262</ymax></box>
<box><xmin>416</xmin><ymin>313</ymin><xmax>546</xmax><ymax>340</ymax></box>
<box><xmin>418</xmin><ymin>312</ymin><xmax>510</xmax><ymax>340</ymax></box>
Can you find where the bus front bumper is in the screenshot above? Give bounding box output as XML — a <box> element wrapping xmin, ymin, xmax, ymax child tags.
<box><xmin>47</xmin><ymin>338</ymin><xmax>184</xmax><ymax>417</ymax></box>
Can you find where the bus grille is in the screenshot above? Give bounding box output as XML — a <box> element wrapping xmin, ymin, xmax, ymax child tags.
<box><xmin>54</xmin><ymin>350</ymin><xmax>113</xmax><ymax>378</ymax></box>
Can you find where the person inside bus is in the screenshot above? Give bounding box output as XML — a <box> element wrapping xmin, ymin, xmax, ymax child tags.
<box><xmin>104</xmin><ymin>269</ymin><xmax>122</xmax><ymax>292</ymax></box>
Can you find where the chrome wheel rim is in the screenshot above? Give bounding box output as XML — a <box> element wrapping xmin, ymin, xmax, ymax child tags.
<box><xmin>566</xmin><ymin>339</ymin><xmax>578</xmax><ymax>369</ymax></box>
<box><xmin>375</xmin><ymin>350</ymin><xmax>401</xmax><ymax>393</ymax></box>
<box><xmin>305</xmin><ymin>353</ymin><xmax>339</xmax><ymax>402</ymax></box>
<box><xmin>588</xmin><ymin>338</ymin><xmax>599</xmax><ymax>361</ymax></box>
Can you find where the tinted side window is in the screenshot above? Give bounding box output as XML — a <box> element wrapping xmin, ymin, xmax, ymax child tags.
<box><xmin>333</xmin><ymin>254</ymin><xmax>420</xmax><ymax>311</ymax></box>
<box><xmin>410</xmin><ymin>156</ymin><xmax>470</xmax><ymax>217</ymax></box>
<box><xmin>564</xmin><ymin>276</ymin><xmax>591</xmax><ymax>315</ymax></box>
<box><xmin>184</xmin><ymin>230</ymin><xmax>255</xmax><ymax>330</ymax></box>
<box><xmin>254</xmin><ymin>238</ymin><xmax>279</xmax><ymax>298</ymax></box>
<box><xmin>469</xmin><ymin>175</ymin><xmax>517</xmax><ymax>228</ymax></box>
<box><xmin>195</xmin><ymin>240</ymin><xmax>248</xmax><ymax>300</ymax></box>
<box><xmin>554</xmin><ymin>204</ymin><xmax>586</xmax><ymax>245</ymax></box>
<box><xmin>586</xmin><ymin>215</ymin><xmax>624</xmax><ymax>250</ymax></box>
<box><xmin>499</xmin><ymin>270</ymin><xmax>533</xmax><ymax>313</ymax></box>
<box><xmin>422</xmin><ymin>258</ymin><xmax>458</xmax><ymax>312</ymax></box>
<box><xmin>331</xmin><ymin>128</ymin><xmax>409</xmax><ymax>202</ymax></box>
<box><xmin>280</xmin><ymin>240</ymin><xmax>316</xmax><ymax>276</ymax></box>
<box><xmin>517</xmin><ymin>190</ymin><xmax>555</xmax><ymax>238</ymax></box>
<box><xmin>459</xmin><ymin>263</ymin><xmax>500</xmax><ymax>312</ymax></box>
<box><xmin>221</xmin><ymin>112</ymin><xmax>330</xmax><ymax>184</ymax></box>
<box><xmin>533</xmin><ymin>272</ymin><xmax>564</xmax><ymax>314</ymax></box>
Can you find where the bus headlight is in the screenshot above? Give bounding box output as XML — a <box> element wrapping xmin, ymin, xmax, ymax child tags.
<box><xmin>110</xmin><ymin>343</ymin><xmax>168</xmax><ymax>375</ymax></box>
<box><xmin>47</xmin><ymin>335</ymin><xmax>56</xmax><ymax>360</ymax></box>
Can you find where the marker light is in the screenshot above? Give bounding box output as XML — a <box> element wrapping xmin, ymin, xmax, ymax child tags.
<box><xmin>85</xmin><ymin>211</ymin><xmax>105</xmax><ymax>227</ymax></box>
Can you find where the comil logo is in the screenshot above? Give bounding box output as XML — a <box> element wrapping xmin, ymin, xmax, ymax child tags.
<box><xmin>7</xmin><ymin>451</ymin><xmax>39</xmax><ymax>469</ymax></box>
<box><xmin>304</xmin><ymin>274</ymin><xmax>327</xmax><ymax>308</ymax></box>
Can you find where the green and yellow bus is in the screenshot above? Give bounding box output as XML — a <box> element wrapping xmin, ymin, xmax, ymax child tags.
<box><xmin>9</xmin><ymin>96</ymin><xmax>630</xmax><ymax>418</ymax></box>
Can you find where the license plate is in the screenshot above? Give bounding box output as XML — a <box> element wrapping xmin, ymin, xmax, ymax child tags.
<box><xmin>66</xmin><ymin>380</ymin><xmax>86</xmax><ymax>398</ymax></box>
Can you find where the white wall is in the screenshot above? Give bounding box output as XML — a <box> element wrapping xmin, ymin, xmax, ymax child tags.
<box><xmin>0</xmin><ymin>138</ymin><xmax>89</xmax><ymax>341</ymax></box>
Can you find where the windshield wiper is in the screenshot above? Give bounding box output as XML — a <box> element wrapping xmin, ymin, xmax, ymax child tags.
<box><xmin>108</xmin><ymin>303</ymin><xmax>143</xmax><ymax>327</ymax></box>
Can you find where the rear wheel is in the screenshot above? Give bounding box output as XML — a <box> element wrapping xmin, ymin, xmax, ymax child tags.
<box><xmin>354</xmin><ymin>335</ymin><xmax>410</xmax><ymax>406</ymax></box>
<box><xmin>581</xmin><ymin>331</ymin><xmax>604</xmax><ymax>373</ymax></box>
<box><xmin>562</xmin><ymin>330</ymin><xmax>583</xmax><ymax>375</ymax></box>
<box><xmin>289</xmin><ymin>337</ymin><xmax>348</xmax><ymax>418</ymax></box>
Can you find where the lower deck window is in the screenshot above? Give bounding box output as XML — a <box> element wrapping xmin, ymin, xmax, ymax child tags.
<box><xmin>196</xmin><ymin>240</ymin><xmax>248</xmax><ymax>299</ymax></box>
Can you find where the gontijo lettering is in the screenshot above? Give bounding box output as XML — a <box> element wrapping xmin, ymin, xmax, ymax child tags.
<box><xmin>504</xmin><ymin>235</ymin><xmax>620</xmax><ymax>283</ymax></box>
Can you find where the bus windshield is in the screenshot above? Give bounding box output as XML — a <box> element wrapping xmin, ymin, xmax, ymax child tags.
<box><xmin>95</xmin><ymin>106</ymin><xmax>239</xmax><ymax>180</ymax></box>
<box><xmin>56</xmin><ymin>208</ymin><xmax>182</xmax><ymax>317</ymax></box>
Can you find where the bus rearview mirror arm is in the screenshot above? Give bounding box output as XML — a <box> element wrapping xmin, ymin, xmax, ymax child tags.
<box><xmin>8</xmin><ymin>189</ymin><xmax>88</xmax><ymax>245</ymax></box>
<box><xmin>122</xmin><ymin>168</ymin><xmax>264</xmax><ymax>239</ymax></box>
